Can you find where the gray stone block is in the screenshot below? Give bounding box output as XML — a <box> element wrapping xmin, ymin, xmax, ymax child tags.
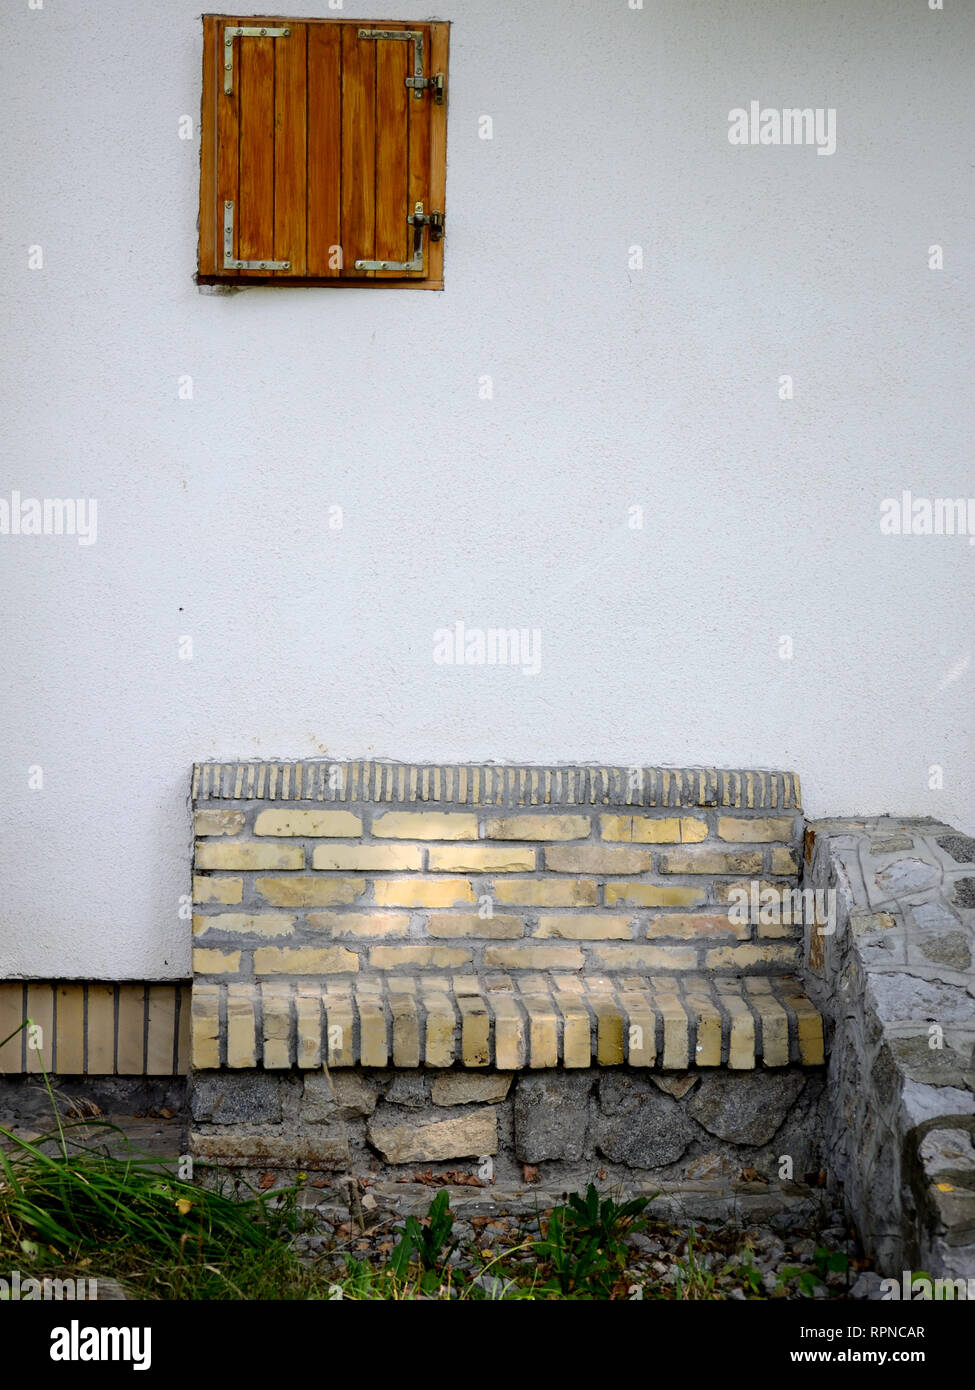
<box><xmin>190</xmin><ymin>1073</ymin><xmax>282</xmax><ymax>1125</ymax></box>
<box><xmin>514</xmin><ymin>1073</ymin><xmax>592</xmax><ymax>1163</ymax></box>
<box><xmin>687</xmin><ymin>1072</ymin><xmax>805</xmax><ymax>1146</ymax></box>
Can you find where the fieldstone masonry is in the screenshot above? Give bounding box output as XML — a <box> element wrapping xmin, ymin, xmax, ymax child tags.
<box><xmin>803</xmin><ymin>817</ymin><xmax>975</xmax><ymax>1278</ymax></box>
<box><xmin>189</xmin><ymin>761</ymin><xmax>827</xmax><ymax>1190</ymax></box>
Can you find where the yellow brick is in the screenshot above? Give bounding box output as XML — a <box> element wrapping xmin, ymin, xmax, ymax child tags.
<box><xmin>312</xmin><ymin>844</ymin><xmax>422</xmax><ymax>871</ymax></box>
<box><xmin>714</xmin><ymin>879</ymin><xmax>780</xmax><ymax>903</ymax></box>
<box><xmin>604</xmin><ymin>883</ymin><xmax>707</xmax><ymax>908</ymax></box>
<box><xmin>306</xmin><ymin>912</ymin><xmax>411</xmax><ymax>937</ymax></box>
<box><xmin>680</xmin><ymin>818</ymin><xmax>709</xmax><ymax>842</ymax></box>
<box><xmin>590</xmin><ymin>945</ymin><xmax>696</xmax><ymax>970</ymax></box>
<box><xmin>482</xmin><ymin>945</ymin><xmax>584</xmax><ymax>970</ymax></box>
<box><xmin>595</xmin><ymin>1003</ymin><xmax>624</xmax><ymax>1065</ymax></box>
<box><xmin>426</xmin><ymin>914</ymin><xmax>524</xmax><ymax>938</ymax></box>
<box><xmin>458</xmin><ymin>995</ymin><xmax>491</xmax><ymax>1066</ymax></box>
<box><xmin>196</xmin><ymin>841</ymin><xmax>304</xmax><ymax>871</ymax></box>
<box><xmin>646</xmin><ymin>912</ymin><xmax>748</xmax><ymax>940</ymax></box>
<box><xmin>359</xmin><ymin>999</ymin><xmax>389</xmax><ymax>1067</ymax></box>
<box><xmin>620</xmin><ymin>995</ymin><xmax>656</xmax><ymax>1066</ymax></box>
<box><xmin>553</xmin><ymin>995</ymin><xmax>592</xmax><ymax>1067</ymax></box>
<box><xmin>745</xmin><ymin>979</ymin><xmax>790</xmax><ymax>1067</ymax></box>
<box><xmin>491</xmin><ymin>878</ymin><xmax>597</xmax><ymax>907</ymax></box>
<box><xmin>705</xmin><ymin>944</ymin><xmax>799</xmax><ymax>969</ymax></box>
<box><xmin>534</xmin><ymin>915</ymin><xmax>632</xmax><ymax>939</ymax></box>
<box><xmin>193</xmin><ymin>948</ymin><xmax>241</xmax><ymax>974</ymax></box>
<box><xmin>779</xmin><ymin>984</ymin><xmax>825</xmax><ymax>1066</ymax></box>
<box><xmin>390</xmin><ymin>994</ymin><xmax>420</xmax><ymax>1068</ymax></box>
<box><xmin>521</xmin><ymin>997</ymin><xmax>559</xmax><ymax>1068</ymax></box>
<box><xmin>771</xmin><ymin>848</ymin><xmax>799</xmax><ymax>874</ymax></box>
<box><xmin>193</xmin><ymin>913</ymin><xmax>295</xmax><ymax>938</ymax></box>
<box><xmin>194</xmin><ymin>809</ymin><xmax>245</xmax><ymax>837</ymax></box>
<box><xmin>717</xmin><ymin>816</ymin><xmax>794</xmax><ymax>843</ymax></box>
<box><xmin>484</xmin><ymin>814</ymin><xmax>590</xmax><ymax>841</ymax></box>
<box><xmin>652</xmin><ymin>990</ymin><xmax>690</xmax><ymax>1069</ymax></box>
<box><xmin>190</xmin><ymin>986</ymin><xmax>220</xmax><ymax>1068</ymax></box>
<box><xmin>544</xmin><ymin>845</ymin><xmax>654</xmax><ymax>873</ymax></box>
<box><xmin>423</xmin><ymin>993</ymin><xmax>457</xmax><ymax>1067</ymax></box>
<box><xmin>659</xmin><ymin>850</ymin><xmax>762</xmax><ymax>875</ymax></box>
<box><xmin>261</xmin><ymin>984</ymin><xmax>292</xmax><ymax>1069</ymax></box>
<box><xmin>491</xmin><ymin>995</ymin><xmax>528</xmax><ymax>1069</ymax></box>
<box><xmin>369</xmin><ymin>946</ymin><xmax>472</xmax><ymax>969</ymax></box>
<box><xmin>295</xmin><ymin>991</ymin><xmax>323</xmax><ymax>1068</ymax></box>
<box><xmin>428</xmin><ymin>845</ymin><xmax>536</xmax><ymax>872</ymax></box>
<box><xmin>373</xmin><ymin>878</ymin><xmax>475</xmax><ymax>907</ymax></box>
<box><xmin>193</xmin><ymin>875</ymin><xmax>243</xmax><ymax>905</ymax></box>
<box><xmin>599</xmin><ymin>816</ymin><xmax>680</xmax><ymax>842</ymax></box>
<box><xmin>254</xmin><ymin>809</ymin><xmax>362</xmax><ymax>837</ymax></box>
<box><xmin>226</xmin><ymin>985</ymin><xmax>257</xmax><ymax>1068</ymax></box>
<box><xmin>256</xmin><ymin>876</ymin><xmax>365</xmax><ymax>907</ymax></box>
<box><xmin>372</xmin><ymin>811</ymin><xmax>478</xmax><ymax>840</ymax></box>
<box><xmin>253</xmin><ymin>946</ymin><xmax>359</xmax><ymax>974</ymax></box>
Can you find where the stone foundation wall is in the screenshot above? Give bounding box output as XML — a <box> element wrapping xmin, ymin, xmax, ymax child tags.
<box><xmin>190</xmin><ymin>1065</ymin><xmax>825</xmax><ymax>1192</ymax></box>
<box><xmin>803</xmin><ymin>817</ymin><xmax>975</xmax><ymax>1279</ymax></box>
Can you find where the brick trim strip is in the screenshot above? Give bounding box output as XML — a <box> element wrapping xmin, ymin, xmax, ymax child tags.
<box><xmin>192</xmin><ymin>762</ymin><xmax>802</xmax><ymax>810</ymax></box>
<box><xmin>191</xmin><ymin>972</ymin><xmax>825</xmax><ymax>1071</ymax></box>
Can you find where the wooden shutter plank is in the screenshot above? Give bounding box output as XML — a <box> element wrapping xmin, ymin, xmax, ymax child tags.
<box><xmin>215</xmin><ymin>18</ymin><xmax>241</xmax><ymax>273</ymax></box>
<box><xmin>274</xmin><ymin>23</ymin><xmax>307</xmax><ymax>277</ymax></box>
<box><xmin>238</xmin><ymin>34</ymin><xmax>275</xmax><ymax>274</ymax></box>
<box><xmin>426</xmin><ymin>22</ymin><xmax>449</xmax><ymax>287</ymax></box>
<box><xmin>0</xmin><ymin>983</ymin><xmax>25</xmax><ymax>1072</ymax></box>
<box><xmin>374</xmin><ymin>34</ymin><xmax>409</xmax><ymax>278</ymax></box>
<box><xmin>198</xmin><ymin>16</ymin><xmax>219</xmax><ymax>276</ymax></box>
<box><xmin>341</xmin><ymin>25</ymin><xmax>376</xmax><ymax>277</ymax></box>
<box><xmin>306</xmin><ymin>22</ymin><xmax>342</xmax><ymax>276</ymax></box>
<box><xmin>406</xmin><ymin>26</ymin><xmax>431</xmax><ymax>281</ymax></box>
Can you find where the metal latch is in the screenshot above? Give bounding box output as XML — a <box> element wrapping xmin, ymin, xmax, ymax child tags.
<box><xmin>354</xmin><ymin>201</ymin><xmax>443</xmax><ymax>273</ymax></box>
<box><xmin>223</xmin><ymin>201</ymin><xmax>290</xmax><ymax>272</ymax></box>
<box><xmin>357</xmin><ymin>28</ymin><xmax>445</xmax><ymax>102</ymax></box>
<box><xmin>224</xmin><ymin>25</ymin><xmax>290</xmax><ymax>96</ymax></box>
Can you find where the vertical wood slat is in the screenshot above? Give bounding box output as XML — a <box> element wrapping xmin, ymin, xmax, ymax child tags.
<box><xmin>215</xmin><ymin>17</ymin><xmax>241</xmax><ymax>271</ymax></box>
<box><xmin>341</xmin><ymin>24</ymin><xmax>376</xmax><ymax>276</ymax></box>
<box><xmin>198</xmin><ymin>16</ymin><xmax>219</xmax><ymax>276</ymax></box>
<box><xmin>374</xmin><ymin>33</ymin><xmax>409</xmax><ymax>277</ymax></box>
<box><xmin>406</xmin><ymin>25</ymin><xmax>431</xmax><ymax>280</ymax></box>
<box><xmin>55</xmin><ymin>984</ymin><xmax>85</xmax><ymax>1074</ymax></box>
<box><xmin>0</xmin><ymin>983</ymin><xmax>25</xmax><ymax>1072</ymax></box>
<box><xmin>175</xmin><ymin>985</ymin><xmax>192</xmax><ymax>1074</ymax></box>
<box><xmin>307</xmin><ymin>22</ymin><xmax>342</xmax><ymax>276</ymax></box>
<box><xmin>25</xmin><ymin>984</ymin><xmax>55</xmax><ymax>1074</ymax></box>
<box><xmin>87</xmin><ymin>985</ymin><xmax>116</xmax><ymax>1074</ymax></box>
<box><xmin>426</xmin><ymin>22</ymin><xmax>449</xmax><ymax>287</ymax></box>
<box><xmin>238</xmin><ymin>34</ymin><xmax>276</xmax><ymax>274</ymax></box>
<box><xmin>274</xmin><ymin>23</ymin><xmax>307</xmax><ymax>276</ymax></box>
<box><xmin>117</xmin><ymin>985</ymin><xmax>147</xmax><ymax>1075</ymax></box>
<box><xmin>147</xmin><ymin>986</ymin><xmax>177</xmax><ymax>1075</ymax></box>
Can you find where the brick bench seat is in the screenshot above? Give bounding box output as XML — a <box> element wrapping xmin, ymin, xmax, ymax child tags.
<box><xmin>192</xmin><ymin>970</ymin><xmax>825</xmax><ymax>1072</ymax></box>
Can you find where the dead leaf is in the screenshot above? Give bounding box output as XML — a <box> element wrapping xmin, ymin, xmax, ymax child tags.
<box><xmin>522</xmin><ymin>1164</ymin><xmax>540</xmax><ymax>1184</ymax></box>
<box><xmin>258</xmin><ymin>1172</ymin><xmax>276</xmax><ymax>1190</ymax></box>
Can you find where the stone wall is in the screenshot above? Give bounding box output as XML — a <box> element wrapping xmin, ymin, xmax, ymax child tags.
<box><xmin>189</xmin><ymin>1065</ymin><xmax>825</xmax><ymax>1195</ymax></box>
<box><xmin>803</xmin><ymin>817</ymin><xmax>975</xmax><ymax>1279</ymax></box>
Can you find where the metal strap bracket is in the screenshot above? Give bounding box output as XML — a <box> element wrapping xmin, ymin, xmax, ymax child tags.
<box><xmin>224</xmin><ymin>25</ymin><xmax>290</xmax><ymax>95</ymax></box>
<box><xmin>357</xmin><ymin>27</ymin><xmax>445</xmax><ymax>102</ymax></box>
<box><xmin>354</xmin><ymin>201</ymin><xmax>442</xmax><ymax>273</ymax></box>
<box><xmin>222</xmin><ymin>201</ymin><xmax>290</xmax><ymax>272</ymax></box>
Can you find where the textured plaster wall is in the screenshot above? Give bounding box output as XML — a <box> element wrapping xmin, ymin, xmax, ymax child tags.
<box><xmin>1</xmin><ymin>0</ymin><xmax>973</xmax><ymax>977</ymax></box>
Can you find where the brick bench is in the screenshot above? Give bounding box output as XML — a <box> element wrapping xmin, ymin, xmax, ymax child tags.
<box><xmin>189</xmin><ymin>761</ymin><xmax>826</xmax><ymax>1185</ymax></box>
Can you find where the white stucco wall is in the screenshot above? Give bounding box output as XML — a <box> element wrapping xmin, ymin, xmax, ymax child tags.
<box><xmin>2</xmin><ymin>0</ymin><xmax>973</xmax><ymax>979</ymax></box>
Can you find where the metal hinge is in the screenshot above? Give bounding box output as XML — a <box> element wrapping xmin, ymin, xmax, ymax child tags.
<box><xmin>223</xmin><ymin>201</ymin><xmax>290</xmax><ymax>272</ymax></box>
<box><xmin>224</xmin><ymin>25</ymin><xmax>290</xmax><ymax>96</ymax></box>
<box><xmin>357</xmin><ymin>28</ymin><xmax>445</xmax><ymax>102</ymax></box>
<box><xmin>354</xmin><ymin>201</ymin><xmax>443</xmax><ymax>273</ymax></box>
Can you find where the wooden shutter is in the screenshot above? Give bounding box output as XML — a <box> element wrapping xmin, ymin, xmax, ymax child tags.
<box><xmin>198</xmin><ymin>16</ymin><xmax>448</xmax><ymax>286</ymax></box>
